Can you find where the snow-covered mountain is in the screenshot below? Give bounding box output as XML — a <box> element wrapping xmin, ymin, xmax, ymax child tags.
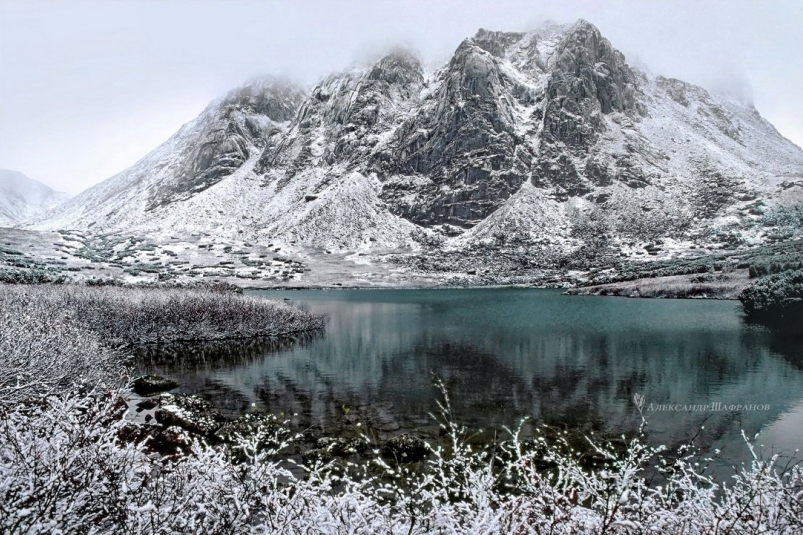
<box><xmin>0</xmin><ymin>170</ymin><xmax>70</xmax><ymax>227</ymax></box>
<box><xmin>31</xmin><ymin>20</ymin><xmax>803</xmax><ymax>260</ymax></box>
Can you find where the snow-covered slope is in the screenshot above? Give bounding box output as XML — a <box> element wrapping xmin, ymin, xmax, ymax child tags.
<box><xmin>0</xmin><ymin>170</ymin><xmax>70</xmax><ymax>227</ymax></box>
<box><xmin>31</xmin><ymin>20</ymin><xmax>803</xmax><ymax>260</ymax></box>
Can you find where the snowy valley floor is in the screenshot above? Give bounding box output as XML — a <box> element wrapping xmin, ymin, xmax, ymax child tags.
<box><xmin>3</xmin><ymin>227</ymin><xmax>801</xmax><ymax>295</ymax></box>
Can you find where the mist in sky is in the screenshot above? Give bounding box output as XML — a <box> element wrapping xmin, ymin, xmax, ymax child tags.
<box><xmin>1</xmin><ymin>0</ymin><xmax>801</xmax><ymax>195</ymax></box>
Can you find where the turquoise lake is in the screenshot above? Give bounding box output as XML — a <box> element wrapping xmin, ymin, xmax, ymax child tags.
<box><xmin>140</xmin><ymin>288</ymin><xmax>803</xmax><ymax>465</ymax></box>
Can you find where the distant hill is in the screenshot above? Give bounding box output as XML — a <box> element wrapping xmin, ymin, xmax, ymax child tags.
<box><xmin>0</xmin><ymin>170</ymin><xmax>70</xmax><ymax>227</ymax></box>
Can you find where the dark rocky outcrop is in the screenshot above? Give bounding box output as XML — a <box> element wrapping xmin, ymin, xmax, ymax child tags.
<box><xmin>130</xmin><ymin>375</ymin><xmax>178</xmax><ymax>396</ymax></box>
<box><xmin>377</xmin><ymin>37</ymin><xmax>532</xmax><ymax>227</ymax></box>
<box><xmin>258</xmin><ymin>49</ymin><xmax>424</xmax><ymax>183</ymax></box>
<box><xmin>471</xmin><ymin>29</ymin><xmax>525</xmax><ymax>58</ymax></box>
<box><xmin>657</xmin><ymin>76</ymin><xmax>691</xmax><ymax>107</ymax></box>
<box><xmin>154</xmin><ymin>393</ymin><xmax>226</xmax><ymax>437</ymax></box>
<box><xmin>533</xmin><ymin>20</ymin><xmax>646</xmax><ymax>197</ymax></box>
<box><xmin>149</xmin><ymin>79</ymin><xmax>306</xmax><ymax>209</ymax></box>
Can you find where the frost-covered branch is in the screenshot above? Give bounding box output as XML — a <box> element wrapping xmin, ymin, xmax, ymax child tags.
<box><xmin>1</xmin><ymin>389</ymin><xmax>802</xmax><ymax>533</ymax></box>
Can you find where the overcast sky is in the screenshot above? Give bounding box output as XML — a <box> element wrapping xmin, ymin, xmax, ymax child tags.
<box><xmin>1</xmin><ymin>0</ymin><xmax>801</xmax><ymax>195</ymax></box>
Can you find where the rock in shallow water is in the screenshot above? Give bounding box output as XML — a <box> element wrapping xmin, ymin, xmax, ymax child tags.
<box><xmin>135</xmin><ymin>398</ymin><xmax>159</xmax><ymax>411</ymax></box>
<box><xmin>155</xmin><ymin>393</ymin><xmax>226</xmax><ymax>436</ymax></box>
<box><xmin>130</xmin><ymin>375</ymin><xmax>179</xmax><ymax>396</ymax></box>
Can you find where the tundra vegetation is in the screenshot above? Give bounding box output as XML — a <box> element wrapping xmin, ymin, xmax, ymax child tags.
<box><xmin>571</xmin><ymin>240</ymin><xmax>803</xmax><ymax>320</ymax></box>
<box><xmin>737</xmin><ymin>240</ymin><xmax>803</xmax><ymax>329</ymax></box>
<box><xmin>740</xmin><ymin>269</ymin><xmax>803</xmax><ymax>327</ymax></box>
<box><xmin>2</xmin><ymin>283</ymin><xmax>803</xmax><ymax>533</ymax></box>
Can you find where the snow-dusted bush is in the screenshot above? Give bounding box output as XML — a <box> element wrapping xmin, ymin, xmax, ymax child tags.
<box><xmin>0</xmin><ymin>286</ymin><xmax>124</xmax><ymax>408</ymax></box>
<box><xmin>0</xmin><ymin>268</ymin><xmax>66</xmax><ymax>284</ymax></box>
<box><xmin>761</xmin><ymin>203</ymin><xmax>803</xmax><ymax>234</ymax></box>
<box><xmin>0</xmin><ymin>284</ymin><xmax>324</xmax><ymax>348</ymax></box>
<box><xmin>740</xmin><ymin>269</ymin><xmax>803</xmax><ymax>326</ymax></box>
<box><xmin>569</xmin><ymin>187</ymin><xmax>694</xmax><ymax>244</ymax></box>
<box><xmin>2</xmin><ymin>385</ymin><xmax>801</xmax><ymax>534</ymax></box>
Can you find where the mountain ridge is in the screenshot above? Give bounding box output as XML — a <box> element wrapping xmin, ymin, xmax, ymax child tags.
<box><xmin>29</xmin><ymin>19</ymin><xmax>803</xmax><ymax>267</ymax></box>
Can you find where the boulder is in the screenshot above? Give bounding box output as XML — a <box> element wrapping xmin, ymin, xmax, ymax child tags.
<box><xmin>130</xmin><ymin>375</ymin><xmax>178</xmax><ymax>396</ymax></box>
<box><xmin>154</xmin><ymin>393</ymin><xmax>226</xmax><ymax>437</ymax></box>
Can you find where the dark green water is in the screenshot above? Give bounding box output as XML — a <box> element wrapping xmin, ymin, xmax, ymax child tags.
<box><xmin>141</xmin><ymin>288</ymin><xmax>803</xmax><ymax>463</ymax></box>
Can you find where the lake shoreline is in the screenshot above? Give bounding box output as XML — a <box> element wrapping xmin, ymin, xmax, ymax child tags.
<box><xmin>244</xmin><ymin>273</ymin><xmax>749</xmax><ymax>301</ymax></box>
<box><xmin>565</xmin><ymin>269</ymin><xmax>751</xmax><ymax>300</ymax></box>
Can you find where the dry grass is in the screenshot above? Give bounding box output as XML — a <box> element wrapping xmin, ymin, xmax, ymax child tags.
<box><xmin>0</xmin><ymin>283</ymin><xmax>324</xmax><ymax>346</ymax></box>
<box><xmin>567</xmin><ymin>269</ymin><xmax>751</xmax><ymax>299</ymax></box>
<box><xmin>0</xmin><ymin>283</ymin><xmax>324</xmax><ymax>406</ymax></box>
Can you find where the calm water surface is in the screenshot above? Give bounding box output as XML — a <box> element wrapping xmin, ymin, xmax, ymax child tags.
<box><xmin>140</xmin><ymin>288</ymin><xmax>803</xmax><ymax>464</ymax></box>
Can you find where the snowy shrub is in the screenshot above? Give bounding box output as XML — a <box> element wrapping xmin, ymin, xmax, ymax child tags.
<box><xmin>0</xmin><ymin>394</ymin><xmax>138</xmax><ymax>533</ymax></box>
<box><xmin>747</xmin><ymin>253</ymin><xmax>803</xmax><ymax>278</ymax></box>
<box><xmin>0</xmin><ymin>268</ymin><xmax>66</xmax><ymax>284</ymax></box>
<box><xmin>0</xmin><ymin>286</ymin><xmax>124</xmax><ymax>408</ymax></box>
<box><xmin>740</xmin><ymin>269</ymin><xmax>803</xmax><ymax>325</ymax></box>
<box><xmin>761</xmin><ymin>204</ymin><xmax>803</xmax><ymax>232</ymax></box>
<box><xmin>0</xmin><ymin>284</ymin><xmax>324</xmax><ymax>348</ymax></box>
<box><xmin>2</xmin><ymin>384</ymin><xmax>802</xmax><ymax>534</ymax></box>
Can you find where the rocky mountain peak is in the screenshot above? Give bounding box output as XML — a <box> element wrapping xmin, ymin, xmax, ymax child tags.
<box><xmin>147</xmin><ymin>78</ymin><xmax>307</xmax><ymax>210</ymax></box>
<box><xmin>219</xmin><ymin>77</ymin><xmax>307</xmax><ymax>121</ymax></box>
<box><xmin>529</xmin><ymin>19</ymin><xmax>649</xmax><ymax>199</ymax></box>
<box><xmin>367</xmin><ymin>48</ymin><xmax>424</xmax><ymax>86</ymax></box>
<box><xmin>370</xmin><ymin>34</ymin><xmax>535</xmax><ymax>229</ymax></box>
<box><xmin>471</xmin><ymin>29</ymin><xmax>526</xmax><ymax>58</ymax></box>
<box><xmin>255</xmin><ymin>50</ymin><xmax>427</xmax><ymax>181</ymax></box>
<box><xmin>549</xmin><ymin>19</ymin><xmax>641</xmax><ymax>116</ymax></box>
<box><xmin>445</xmin><ymin>38</ymin><xmax>513</xmax><ymax>104</ymax></box>
<box><xmin>34</xmin><ymin>19</ymin><xmax>803</xmax><ymax>257</ymax></box>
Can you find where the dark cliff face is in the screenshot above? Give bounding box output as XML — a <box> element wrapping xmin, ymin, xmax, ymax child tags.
<box><xmin>533</xmin><ymin>20</ymin><xmax>646</xmax><ymax>199</ymax></box>
<box><xmin>256</xmin><ymin>49</ymin><xmax>424</xmax><ymax>184</ymax></box>
<box><xmin>148</xmin><ymin>80</ymin><xmax>306</xmax><ymax>210</ymax></box>
<box><xmin>373</xmin><ymin>21</ymin><xmax>649</xmax><ymax>227</ymax></box>
<box><xmin>222</xmin><ymin>80</ymin><xmax>306</xmax><ymax>122</ymax></box>
<box><xmin>471</xmin><ymin>29</ymin><xmax>525</xmax><ymax>58</ymax></box>
<box><xmin>376</xmin><ymin>38</ymin><xmax>532</xmax><ymax>228</ymax></box>
<box><xmin>548</xmin><ymin>20</ymin><xmax>640</xmax><ymax>118</ymax></box>
<box><xmin>170</xmin><ymin>21</ymin><xmax>650</xmax><ymax>225</ymax></box>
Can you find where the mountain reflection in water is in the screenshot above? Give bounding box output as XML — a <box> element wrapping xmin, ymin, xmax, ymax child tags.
<box><xmin>137</xmin><ymin>288</ymin><xmax>803</xmax><ymax>466</ymax></box>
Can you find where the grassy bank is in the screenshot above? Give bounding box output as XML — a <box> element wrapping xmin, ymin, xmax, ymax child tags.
<box><xmin>0</xmin><ymin>283</ymin><xmax>324</xmax><ymax>407</ymax></box>
<box><xmin>569</xmin><ymin>240</ymin><xmax>803</xmax><ymax>332</ymax></box>
<box><xmin>567</xmin><ymin>269</ymin><xmax>750</xmax><ymax>299</ymax></box>
<box><xmin>0</xmin><ymin>284</ymin><xmax>324</xmax><ymax>347</ymax></box>
<box><xmin>579</xmin><ymin>240</ymin><xmax>803</xmax><ymax>288</ymax></box>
